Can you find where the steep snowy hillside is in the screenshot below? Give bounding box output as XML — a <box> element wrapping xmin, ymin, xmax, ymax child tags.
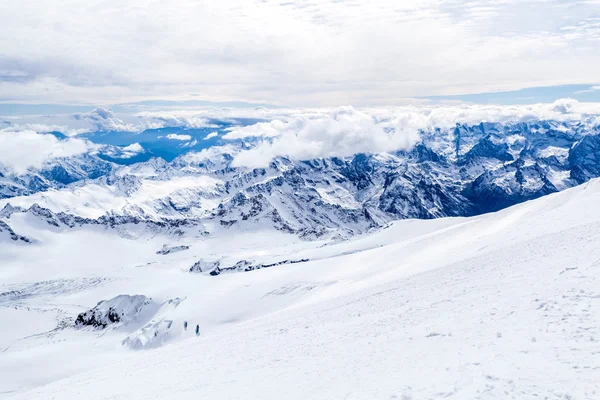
<box><xmin>0</xmin><ymin>154</ymin><xmax>114</xmax><ymax>199</ymax></box>
<box><xmin>2</xmin><ymin>178</ymin><xmax>600</xmax><ymax>399</ymax></box>
<box><xmin>2</xmin><ymin>119</ymin><xmax>600</xmax><ymax>238</ymax></box>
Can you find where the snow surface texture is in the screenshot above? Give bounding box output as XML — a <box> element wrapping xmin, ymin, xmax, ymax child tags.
<box><xmin>2</xmin><ymin>177</ymin><xmax>600</xmax><ymax>399</ymax></box>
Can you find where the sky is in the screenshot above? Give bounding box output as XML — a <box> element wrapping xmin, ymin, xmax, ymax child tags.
<box><xmin>1</xmin><ymin>0</ymin><xmax>600</xmax><ymax>107</ymax></box>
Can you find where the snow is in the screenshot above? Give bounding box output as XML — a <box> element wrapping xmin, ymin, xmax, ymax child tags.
<box><xmin>131</xmin><ymin>175</ymin><xmax>221</xmax><ymax>203</ymax></box>
<box><xmin>75</xmin><ymin>294</ymin><xmax>152</xmax><ymax>329</ymax></box>
<box><xmin>0</xmin><ymin>175</ymin><xmax>223</xmax><ymax>219</ymax></box>
<box><xmin>547</xmin><ymin>169</ymin><xmax>572</xmax><ymax>190</ymax></box>
<box><xmin>2</xmin><ymin>179</ymin><xmax>600</xmax><ymax>399</ymax></box>
<box><xmin>315</xmin><ymin>186</ymin><xmax>362</xmax><ymax>209</ymax></box>
<box><xmin>537</xmin><ymin>145</ymin><xmax>570</xmax><ymax>160</ymax></box>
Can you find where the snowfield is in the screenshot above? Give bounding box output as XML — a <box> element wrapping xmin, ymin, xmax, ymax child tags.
<box><xmin>2</xmin><ymin>178</ymin><xmax>600</xmax><ymax>399</ymax></box>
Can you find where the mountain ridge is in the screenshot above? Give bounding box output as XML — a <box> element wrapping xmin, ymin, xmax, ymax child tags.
<box><xmin>1</xmin><ymin>119</ymin><xmax>599</xmax><ymax>238</ymax></box>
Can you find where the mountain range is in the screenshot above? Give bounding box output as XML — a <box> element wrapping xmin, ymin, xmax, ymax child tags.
<box><xmin>2</xmin><ymin>119</ymin><xmax>599</xmax><ymax>240</ymax></box>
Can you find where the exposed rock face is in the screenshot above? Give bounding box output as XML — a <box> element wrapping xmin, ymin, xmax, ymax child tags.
<box><xmin>568</xmin><ymin>135</ymin><xmax>600</xmax><ymax>184</ymax></box>
<box><xmin>156</xmin><ymin>244</ymin><xmax>190</xmax><ymax>255</ymax></box>
<box><xmin>189</xmin><ymin>259</ymin><xmax>220</xmax><ymax>273</ymax></box>
<box><xmin>206</xmin><ymin>258</ymin><xmax>311</xmax><ymax>275</ymax></box>
<box><xmin>0</xmin><ymin>203</ymin><xmax>201</xmax><ymax>234</ymax></box>
<box><xmin>0</xmin><ymin>220</ymin><xmax>32</xmax><ymax>243</ymax></box>
<box><xmin>75</xmin><ymin>295</ymin><xmax>151</xmax><ymax>329</ymax></box>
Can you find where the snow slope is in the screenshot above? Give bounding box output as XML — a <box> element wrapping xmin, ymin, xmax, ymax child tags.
<box><xmin>3</xmin><ymin>179</ymin><xmax>600</xmax><ymax>399</ymax></box>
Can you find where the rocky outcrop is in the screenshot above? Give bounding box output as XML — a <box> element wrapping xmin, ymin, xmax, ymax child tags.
<box><xmin>207</xmin><ymin>258</ymin><xmax>311</xmax><ymax>276</ymax></box>
<box><xmin>156</xmin><ymin>244</ymin><xmax>190</xmax><ymax>255</ymax></box>
<box><xmin>0</xmin><ymin>220</ymin><xmax>32</xmax><ymax>243</ymax></box>
<box><xmin>189</xmin><ymin>259</ymin><xmax>220</xmax><ymax>273</ymax></box>
<box><xmin>75</xmin><ymin>295</ymin><xmax>151</xmax><ymax>329</ymax></box>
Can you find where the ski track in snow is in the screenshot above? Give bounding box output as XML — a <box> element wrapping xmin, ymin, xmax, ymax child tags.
<box><xmin>2</xmin><ymin>180</ymin><xmax>600</xmax><ymax>399</ymax></box>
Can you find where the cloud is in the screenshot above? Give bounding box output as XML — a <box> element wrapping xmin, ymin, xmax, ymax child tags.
<box><xmin>122</xmin><ymin>143</ymin><xmax>144</xmax><ymax>153</ymax></box>
<box><xmin>178</xmin><ymin>143</ymin><xmax>241</xmax><ymax>167</ymax></box>
<box><xmin>73</xmin><ymin>107</ymin><xmax>137</xmax><ymax>132</ymax></box>
<box><xmin>222</xmin><ymin>100</ymin><xmax>600</xmax><ymax>167</ymax></box>
<box><xmin>114</xmin><ymin>142</ymin><xmax>145</xmax><ymax>158</ymax></box>
<box><xmin>98</xmin><ymin>142</ymin><xmax>145</xmax><ymax>159</ymax></box>
<box><xmin>204</xmin><ymin>132</ymin><xmax>218</xmax><ymax>140</ymax></box>
<box><xmin>2</xmin><ymin>99</ymin><xmax>599</xmax><ymax>174</ymax></box>
<box><xmin>181</xmin><ymin>139</ymin><xmax>198</xmax><ymax>148</ymax></box>
<box><xmin>226</xmin><ymin>106</ymin><xmax>421</xmax><ymax>168</ymax></box>
<box><xmin>551</xmin><ymin>98</ymin><xmax>579</xmax><ymax>114</ymax></box>
<box><xmin>0</xmin><ymin>129</ymin><xmax>96</xmax><ymax>174</ymax></box>
<box><xmin>574</xmin><ymin>85</ymin><xmax>600</xmax><ymax>95</ymax></box>
<box><xmin>166</xmin><ymin>133</ymin><xmax>192</xmax><ymax>141</ymax></box>
<box><xmin>1</xmin><ymin>0</ymin><xmax>599</xmax><ymax>106</ymax></box>
<box><xmin>223</xmin><ymin>121</ymin><xmax>286</xmax><ymax>140</ymax></box>
<box><xmin>0</xmin><ymin>122</ymin><xmax>88</xmax><ymax>136</ymax></box>
<box><xmin>135</xmin><ymin>111</ymin><xmax>211</xmax><ymax>130</ymax></box>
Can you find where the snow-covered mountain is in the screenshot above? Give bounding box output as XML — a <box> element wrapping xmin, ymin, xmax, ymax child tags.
<box><xmin>0</xmin><ymin>154</ymin><xmax>114</xmax><ymax>199</ymax></box>
<box><xmin>1</xmin><ymin>120</ymin><xmax>599</xmax><ymax>239</ymax></box>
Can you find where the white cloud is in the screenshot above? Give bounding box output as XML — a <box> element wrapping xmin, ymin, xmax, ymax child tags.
<box><xmin>1</xmin><ymin>122</ymin><xmax>88</xmax><ymax>136</ymax></box>
<box><xmin>0</xmin><ymin>130</ymin><xmax>96</xmax><ymax>174</ymax></box>
<box><xmin>135</xmin><ymin>111</ymin><xmax>211</xmax><ymax>130</ymax></box>
<box><xmin>226</xmin><ymin>106</ymin><xmax>421</xmax><ymax>168</ymax></box>
<box><xmin>2</xmin><ymin>99</ymin><xmax>599</xmax><ymax>174</ymax></box>
<box><xmin>1</xmin><ymin>0</ymin><xmax>599</xmax><ymax>106</ymax></box>
<box><xmin>550</xmin><ymin>98</ymin><xmax>579</xmax><ymax>114</ymax></box>
<box><xmin>71</xmin><ymin>108</ymin><xmax>213</xmax><ymax>134</ymax></box>
<box><xmin>112</xmin><ymin>142</ymin><xmax>145</xmax><ymax>159</ymax></box>
<box><xmin>73</xmin><ymin>107</ymin><xmax>137</xmax><ymax>132</ymax></box>
<box><xmin>182</xmin><ymin>139</ymin><xmax>198</xmax><ymax>148</ymax></box>
<box><xmin>166</xmin><ymin>133</ymin><xmax>192</xmax><ymax>141</ymax></box>
<box><xmin>98</xmin><ymin>142</ymin><xmax>145</xmax><ymax>159</ymax></box>
<box><xmin>204</xmin><ymin>132</ymin><xmax>218</xmax><ymax>140</ymax></box>
<box><xmin>222</xmin><ymin>100</ymin><xmax>600</xmax><ymax>167</ymax></box>
<box><xmin>0</xmin><ymin>115</ymin><xmax>95</xmax><ymax>136</ymax></box>
<box><xmin>223</xmin><ymin>121</ymin><xmax>286</xmax><ymax>140</ymax></box>
<box><xmin>574</xmin><ymin>85</ymin><xmax>600</xmax><ymax>95</ymax></box>
<box><xmin>178</xmin><ymin>143</ymin><xmax>242</xmax><ymax>170</ymax></box>
<box><xmin>122</xmin><ymin>143</ymin><xmax>144</xmax><ymax>153</ymax></box>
